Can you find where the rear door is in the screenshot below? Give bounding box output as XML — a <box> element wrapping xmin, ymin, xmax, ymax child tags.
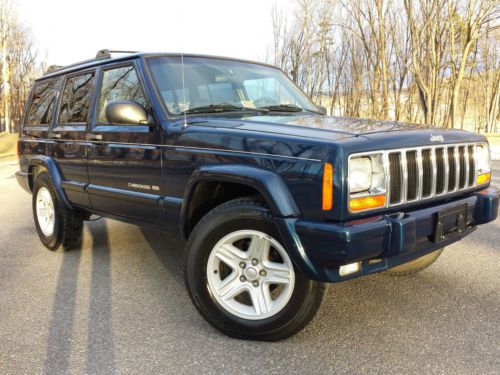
<box><xmin>47</xmin><ymin>70</ymin><xmax>96</xmax><ymax>208</ymax></box>
<box><xmin>21</xmin><ymin>78</ymin><xmax>60</xmax><ymax>170</ymax></box>
<box><xmin>86</xmin><ymin>61</ymin><xmax>164</xmax><ymax>224</ymax></box>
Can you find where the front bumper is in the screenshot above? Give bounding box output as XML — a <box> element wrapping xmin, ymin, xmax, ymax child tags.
<box><xmin>282</xmin><ymin>187</ymin><xmax>499</xmax><ymax>282</ymax></box>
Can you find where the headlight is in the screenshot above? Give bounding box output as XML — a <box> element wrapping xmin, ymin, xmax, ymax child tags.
<box><xmin>348</xmin><ymin>153</ymin><xmax>387</xmax><ymax>212</ymax></box>
<box><xmin>349</xmin><ymin>154</ymin><xmax>385</xmax><ymax>194</ymax></box>
<box><xmin>349</xmin><ymin>157</ymin><xmax>372</xmax><ymax>193</ymax></box>
<box><xmin>476</xmin><ymin>144</ymin><xmax>490</xmax><ymax>174</ymax></box>
<box><xmin>476</xmin><ymin>143</ymin><xmax>491</xmax><ymax>185</ymax></box>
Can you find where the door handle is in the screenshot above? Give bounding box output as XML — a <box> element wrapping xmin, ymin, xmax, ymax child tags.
<box><xmin>86</xmin><ymin>134</ymin><xmax>103</xmax><ymax>141</ymax></box>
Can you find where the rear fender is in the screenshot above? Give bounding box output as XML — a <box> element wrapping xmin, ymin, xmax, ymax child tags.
<box><xmin>28</xmin><ymin>156</ymin><xmax>73</xmax><ymax>210</ymax></box>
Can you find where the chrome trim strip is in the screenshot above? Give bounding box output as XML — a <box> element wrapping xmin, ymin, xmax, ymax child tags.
<box><xmin>417</xmin><ymin>148</ymin><xmax>423</xmax><ymax>201</ymax></box>
<box><xmin>430</xmin><ymin>147</ymin><xmax>437</xmax><ymax>198</ymax></box>
<box><xmin>383</xmin><ymin>152</ymin><xmax>391</xmax><ymax>208</ymax></box>
<box><xmin>473</xmin><ymin>144</ymin><xmax>478</xmax><ymax>187</ymax></box>
<box><xmin>442</xmin><ymin>147</ymin><xmax>449</xmax><ymax>196</ymax></box>
<box><xmin>401</xmin><ymin>151</ymin><xmax>408</xmax><ymax>205</ymax></box>
<box><xmin>464</xmin><ymin>145</ymin><xmax>469</xmax><ymax>188</ymax></box>
<box><xmin>20</xmin><ymin>138</ymin><xmax>321</xmax><ymax>162</ymax></box>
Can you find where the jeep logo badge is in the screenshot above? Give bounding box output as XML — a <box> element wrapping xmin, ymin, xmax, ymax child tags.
<box><xmin>430</xmin><ymin>134</ymin><xmax>444</xmax><ymax>143</ymax></box>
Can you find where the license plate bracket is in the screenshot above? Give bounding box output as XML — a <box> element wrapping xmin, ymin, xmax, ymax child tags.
<box><xmin>432</xmin><ymin>204</ymin><xmax>468</xmax><ymax>244</ymax></box>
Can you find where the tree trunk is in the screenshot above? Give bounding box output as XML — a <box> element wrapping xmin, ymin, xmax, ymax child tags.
<box><xmin>1</xmin><ymin>40</ymin><xmax>11</xmax><ymax>133</ymax></box>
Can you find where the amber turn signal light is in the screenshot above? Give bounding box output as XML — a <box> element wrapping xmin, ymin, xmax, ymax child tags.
<box><xmin>349</xmin><ymin>194</ymin><xmax>386</xmax><ymax>212</ymax></box>
<box><xmin>476</xmin><ymin>172</ymin><xmax>491</xmax><ymax>186</ymax></box>
<box><xmin>322</xmin><ymin>163</ymin><xmax>333</xmax><ymax>210</ymax></box>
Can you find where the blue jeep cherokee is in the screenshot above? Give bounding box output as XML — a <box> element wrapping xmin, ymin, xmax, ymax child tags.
<box><xmin>16</xmin><ymin>50</ymin><xmax>499</xmax><ymax>341</ymax></box>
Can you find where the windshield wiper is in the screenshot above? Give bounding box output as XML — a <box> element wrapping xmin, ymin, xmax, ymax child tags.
<box><xmin>256</xmin><ymin>103</ymin><xmax>304</xmax><ymax>112</ymax></box>
<box><xmin>181</xmin><ymin>103</ymin><xmax>267</xmax><ymax>115</ymax></box>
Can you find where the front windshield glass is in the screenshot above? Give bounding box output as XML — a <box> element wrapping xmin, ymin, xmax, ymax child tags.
<box><xmin>147</xmin><ymin>56</ymin><xmax>319</xmax><ymax>115</ymax></box>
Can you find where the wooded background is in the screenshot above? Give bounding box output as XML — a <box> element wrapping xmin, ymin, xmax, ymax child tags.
<box><xmin>0</xmin><ymin>0</ymin><xmax>499</xmax><ymax>133</ymax></box>
<box><xmin>271</xmin><ymin>0</ymin><xmax>500</xmax><ymax>132</ymax></box>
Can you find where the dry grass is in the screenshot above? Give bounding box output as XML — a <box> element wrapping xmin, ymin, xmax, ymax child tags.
<box><xmin>0</xmin><ymin>133</ymin><xmax>18</xmax><ymax>158</ymax></box>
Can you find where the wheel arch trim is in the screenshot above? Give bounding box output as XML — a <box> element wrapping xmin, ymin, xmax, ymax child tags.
<box><xmin>27</xmin><ymin>156</ymin><xmax>74</xmax><ymax>210</ymax></box>
<box><xmin>180</xmin><ymin>164</ymin><xmax>300</xmax><ymax>238</ymax></box>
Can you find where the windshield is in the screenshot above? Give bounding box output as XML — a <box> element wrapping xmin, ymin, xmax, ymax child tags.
<box><xmin>147</xmin><ymin>56</ymin><xmax>320</xmax><ymax>115</ymax></box>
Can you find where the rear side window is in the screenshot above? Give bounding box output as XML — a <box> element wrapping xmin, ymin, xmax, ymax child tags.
<box><xmin>58</xmin><ymin>73</ymin><xmax>95</xmax><ymax>124</ymax></box>
<box><xmin>97</xmin><ymin>65</ymin><xmax>146</xmax><ymax>123</ymax></box>
<box><xmin>26</xmin><ymin>80</ymin><xmax>59</xmax><ymax>126</ymax></box>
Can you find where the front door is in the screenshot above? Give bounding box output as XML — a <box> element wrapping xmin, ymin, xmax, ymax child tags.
<box><xmin>86</xmin><ymin>62</ymin><xmax>164</xmax><ymax>224</ymax></box>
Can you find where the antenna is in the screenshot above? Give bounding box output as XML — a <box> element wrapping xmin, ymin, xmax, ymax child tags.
<box><xmin>179</xmin><ymin>4</ymin><xmax>188</xmax><ymax>128</ymax></box>
<box><xmin>181</xmin><ymin>53</ymin><xmax>188</xmax><ymax>128</ymax></box>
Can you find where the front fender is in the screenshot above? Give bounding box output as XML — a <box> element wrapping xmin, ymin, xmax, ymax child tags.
<box><xmin>180</xmin><ymin>164</ymin><xmax>324</xmax><ymax>278</ymax></box>
<box><xmin>180</xmin><ymin>164</ymin><xmax>300</xmax><ymax>233</ymax></box>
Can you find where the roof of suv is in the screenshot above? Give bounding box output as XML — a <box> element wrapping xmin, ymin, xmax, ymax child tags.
<box><xmin>39</xmin><ymin>51</ymin><xmax>277</xmax><ymax>81</ymax></box>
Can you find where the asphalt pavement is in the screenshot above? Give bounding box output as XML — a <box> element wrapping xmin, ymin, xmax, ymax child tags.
<box><xmin>0</xmin><ymin>159</ymin><xmax>499</xmax><ymax>374</ymax></box>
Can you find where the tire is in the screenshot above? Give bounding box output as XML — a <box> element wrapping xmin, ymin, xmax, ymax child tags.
<box><xmin>386</xmin><ymin>249</ymin><xmax>443</xmax><ymax>276</ymax></box>
<box><xmin>184</xmin><ymin>197</ymin><xmax>325</xmax><ymax>341</ymax></box>
<box><xmin>32</xmin><ymin>172</ymin><xmax>83</xmax><ymax>251</ymax></box>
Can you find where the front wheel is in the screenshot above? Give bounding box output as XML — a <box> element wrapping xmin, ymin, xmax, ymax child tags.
<box><xmin>184</xmin><ymin>198</ymin><xmax>325</xmax><ymax>341</ymax></box>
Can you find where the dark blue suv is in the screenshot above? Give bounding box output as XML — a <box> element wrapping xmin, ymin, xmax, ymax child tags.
<box><xmin>16</xmin><ymin>50</ymin><xmax>499</xmax><ymax>340</ymax></box>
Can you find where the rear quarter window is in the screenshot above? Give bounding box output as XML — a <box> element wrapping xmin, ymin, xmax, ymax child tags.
<box><xmin>58</xmin><ymin>73</ymin><xmax>95</xmax><ymax>124</ymax></box>
<box><xmin>26</xmin><ymin>80</ymin><xmax>59</xmax><ymax>126</ymax></box>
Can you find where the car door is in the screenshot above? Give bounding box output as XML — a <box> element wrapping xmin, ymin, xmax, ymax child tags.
<box><xmin>86</xmin><ymin>61</ymin><xmax>164</xmax><ymax>224</ymax></box>
<box><xmin>47</xmin><ymin>70</ymin><xmax>95</xmax><ymax>208</ymax></box>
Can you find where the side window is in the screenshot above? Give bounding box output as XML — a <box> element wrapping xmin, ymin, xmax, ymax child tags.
<box><xmin>26</xmin><ymin>80</ymin><xmax>59</xmax><ymax>126</ymax></box>
<box><xmin>97</xmin><ymin>65</ymin><xmax>147</xmax><ymax>123</ymax></box>
<box><xmin>58</xmin><ymin>73</ymin><xmax>95</xmax><ymax>124</ymax></box>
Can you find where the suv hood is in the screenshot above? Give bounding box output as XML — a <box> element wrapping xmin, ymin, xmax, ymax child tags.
<box><xmin>186</xmin><ymin>113</ymin><xmax>428</xmax><ymax>141</ymax></box>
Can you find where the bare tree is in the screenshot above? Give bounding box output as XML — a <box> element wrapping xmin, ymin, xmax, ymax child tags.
<box><xmin>446</xmin><ymin>0</ymin><xmax>499</xmax><ymax>128</ymax></box>
<box><xmin>0</xmin><ymin>0</ymin><xmax>38</xmax><ymax>133</ymax></box>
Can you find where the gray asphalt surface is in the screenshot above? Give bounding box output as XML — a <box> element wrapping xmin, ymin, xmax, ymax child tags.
<box><xmin>0</xmin><ymin>159</ymin><xmax>499</xmax><ymax>375</ymax></box>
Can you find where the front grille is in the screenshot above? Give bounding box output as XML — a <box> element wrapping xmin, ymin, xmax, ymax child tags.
<box><xmin>386</xmin><ymin>143</ymin><xmax>480</xmax><ymax>207</ymax></box>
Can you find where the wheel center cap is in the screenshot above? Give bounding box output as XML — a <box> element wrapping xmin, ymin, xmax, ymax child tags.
<box><xmin>245</xmin><ymin>267</ymin><xmax>258</xmax><ymax>280</ymax></box>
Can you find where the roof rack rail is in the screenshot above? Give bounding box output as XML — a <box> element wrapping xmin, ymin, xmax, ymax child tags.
<box><xmin>44</xmin><ymin>65</ymin><xmax>63</xmax><ymax>74</ymax></box>
<box><xmin>42</xmin><ymin>49</ymin><xmax>139</xmax><ymax>76</ymax></box>
<box><xmin>95</xmin><ymin>49</ymin><xmax>139</xmax><ymax>58</ymax></box>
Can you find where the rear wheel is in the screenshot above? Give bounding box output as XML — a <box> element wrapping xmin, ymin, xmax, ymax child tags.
<box><xmin>32</xmin><ymin>172</ymin><xmax>83</xmax><ymax>251</ymax></box>
<box><xmin>184</xmin><ymin>198</ymin><xmax>325</xmax><ymax>341</ymax></box>
<box><xmin>387</xmin><ymin>249</ymin><xmax>443</xmax><ymax>276</ymax></box>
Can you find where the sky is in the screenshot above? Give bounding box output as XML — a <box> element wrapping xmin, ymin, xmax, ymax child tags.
<box><xmin>15</xmin><ymin>0</ymin><xmax>294</xmax><ymax>66</ymax></box>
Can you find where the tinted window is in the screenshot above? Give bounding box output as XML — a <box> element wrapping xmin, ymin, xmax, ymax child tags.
<box><xmin>98</xmin><ymin>65</ymin><xmax>146</xmax><ymax>123</ymax></box>
<box><xmin>27</xmin><ymin>80</ymin><xmax>59</xmax><ymax>126</ymax></box>
<box><xmin>58</xmin><ymin>73</ymin><xmax>94</xmax><ymax>124</ymax></box>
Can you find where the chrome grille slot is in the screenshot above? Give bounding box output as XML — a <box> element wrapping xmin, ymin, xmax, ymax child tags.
<box><xmin>389</xmin><ymin>152</ymin><xmax>402</xmax><ymax>204</ymax></box>
<box><xmin>421</xmin><ymin>149</ymin><xmax>433</xmax><ymax>198</ymax></box>
<box><xmin>447</xmin><ymin>146</ymin><xmax>457</xmax><ymax>192</ymax></box>
<box><xmin>435</xmin><ymin>147</ymin><xmax>446</xmax><ymax>195</ymax></box>
<box><xmin>468</xmin><ymin>145</ymin><xmax>475</xmax><ymax>187</ymax></box>
<box><xmin>459</xmin><ymin>146</ymin><xmax>467</xmax><ymax>189</ymax></box>
<box><xmin>406</xmin><ymin>150</ymin><xmax>418</xmax><ymax>201</ymax></box>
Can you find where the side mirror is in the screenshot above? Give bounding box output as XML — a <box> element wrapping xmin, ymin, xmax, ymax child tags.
<box><xmin>317</xmin><ymin>105</ymin><xmax>327</xmax><ymax>115</ymax></box>
<box><xmin>105</xmin><ymin>100</ymin><xmax>149</xmax><ymax>125</ymax></box>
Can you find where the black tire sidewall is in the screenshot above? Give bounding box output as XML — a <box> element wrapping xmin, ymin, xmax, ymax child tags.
<box><xmin>185</xmin><ymin>201</ymin><xmax>321</xmax><ymax>340</ymax></box>
<box><xmin>32</xmin><ymin>173</ymin><xmax>63</xmax><ymax>250</ymax></box>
